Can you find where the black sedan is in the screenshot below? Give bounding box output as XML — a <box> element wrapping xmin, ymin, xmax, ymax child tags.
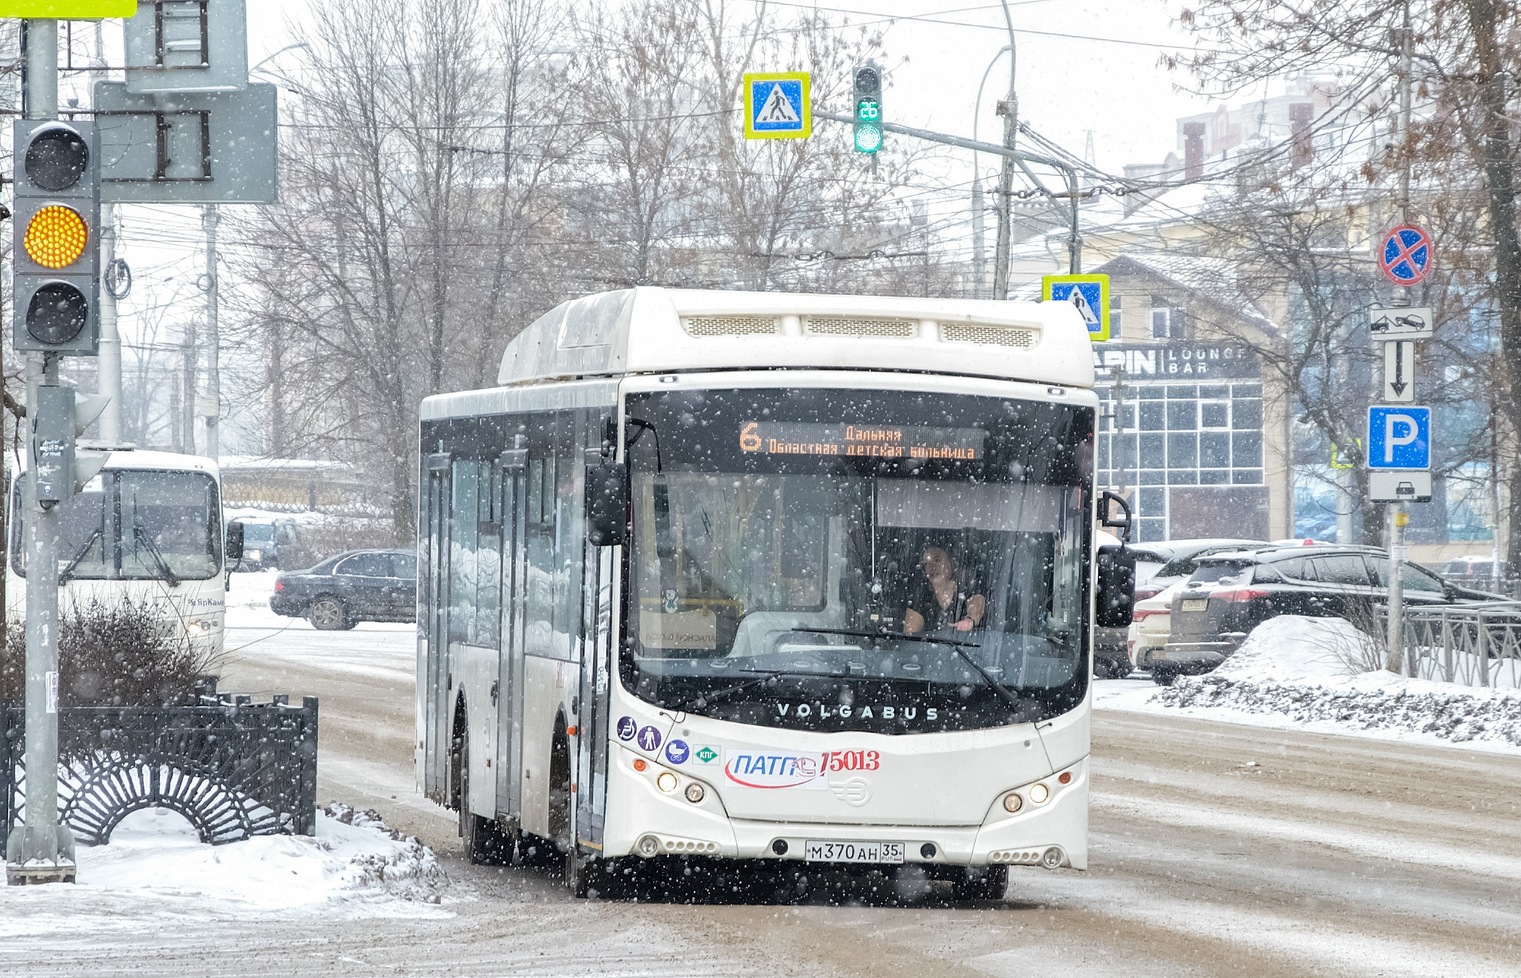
<box><xmin>270</xmin><ymin>548</ymin><xmax>418</xmax><ymax>630</ymax></box>
<box><xmin>1156</xmin><ymin>543</ymin><xmax>1509</xmax><ymax>683</ymax></box>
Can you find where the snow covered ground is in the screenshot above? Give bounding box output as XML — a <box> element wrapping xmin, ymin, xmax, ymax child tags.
<box><xmin>6</xmin><ymin>578</ymin><xmax>1520</xmax><ymax>929</ymax></box>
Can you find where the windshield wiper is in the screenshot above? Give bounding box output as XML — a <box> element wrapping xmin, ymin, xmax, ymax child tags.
<box><xmin>665</xmin><ymin>665</ymin><xmax>849</xmax><ymax>714</ymax></box>
<box><xmin>59</xmin><ymin>526</ymin><xmax>103</xmax><ymax>583</ymax></box>
<box><xmin>132</xmin><ymin>522</ymin><xmax>180</xmax><ymax>587</ymax></box>
<box><xmin>798</xmin><ymin>625</ymin><xmax>980</xmax><ymax>649</ymax></box>
<box><xmin>796</xmin><ymin>626</ymin><xmax>1024</xmax><ymax>715</ymax></box>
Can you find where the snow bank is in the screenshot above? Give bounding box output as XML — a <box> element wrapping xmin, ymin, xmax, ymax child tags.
<box><xmin>0</xmin><ymin>803</ymin><xmax>450</xmax><ymax>918</ymax></box>
<box><xmin>1150</xmin><ymin>615</ymin><xmax>1521</xmax><ymax>749</ymax></box>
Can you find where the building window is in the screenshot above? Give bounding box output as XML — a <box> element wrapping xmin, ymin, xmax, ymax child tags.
<box><xmin>1109</xmin><ymin>293</ymin><xmax>1122</xmax><ymax>340</ymax></box>
<box><xmin>1150</xmin><ymin>295</ymin><xmax>1184</xmax><ymax>339</ymax></box>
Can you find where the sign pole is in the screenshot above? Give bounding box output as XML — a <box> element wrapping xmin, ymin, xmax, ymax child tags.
<box><xmin>6</xmin><ymin>16</ymin><xmax>77</xmax><ymax>886</ymax></box>
<box><xmin>1383</xmin><ymin>11</ymin><xmax>1415</xmax><ymax>675</ymax></box>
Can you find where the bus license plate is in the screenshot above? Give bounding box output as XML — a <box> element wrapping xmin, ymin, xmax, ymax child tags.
<box><xmin>804</xmin><ymin>840</ymin><xmax>905</xmax><ymax>864</ymax></box>
<box><xmin>1181</xmin><ymin>599</ymin><xmax>1208</xmax><ymax>612</ymax></box>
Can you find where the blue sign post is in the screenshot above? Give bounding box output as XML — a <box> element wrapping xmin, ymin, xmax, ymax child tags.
<box><xmin>1366</xmin><ymin>406</ymin><xmax>1431</xmax><ymax>470</ymax></box>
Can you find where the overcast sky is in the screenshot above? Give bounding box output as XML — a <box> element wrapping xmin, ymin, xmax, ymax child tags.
<box><xmin>245</xmin><ymin>0</ymin><xmax>1218</xmax><ymax>176</ymax></box>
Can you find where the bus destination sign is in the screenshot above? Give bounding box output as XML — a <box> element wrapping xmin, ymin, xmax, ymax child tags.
<box><xmin>739</xmin><ymin>421</ymin><xmax>985</xmax><ymax>460</ymax></box>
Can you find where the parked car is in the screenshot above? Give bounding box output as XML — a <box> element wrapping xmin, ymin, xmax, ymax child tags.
<box><xmin>270</xmin><ymin>548</ymin><xmax>417</xmax><ymax>629</ymax></box>
<box><xmin>1131</xmin><ymin>538</ymin><xmax>1270</xmax><ymax>602</ymax></box>
<box><xmin>1440</xmin><ymin>554</ymin><xmax>1509</xmax><ymax>592</ymax></box>
<box><xmin>1092</xmin><ymin>538</ymin><xmax>1267</xmax><ymax>678</ymax></box>
<box><xmin>1155</xmin><ymin>543</ymin><xmax>1508</xmax><ymax>684</ymax></box>
<box><xmin>228</xmin><ymin>515</ymin><xmax>302</xmax><ymax>571</ymax></box>
<box><xmin>1127</xmin><ymin>580</ymin><xmax>1186</xmax><ymax>673</ymax></box>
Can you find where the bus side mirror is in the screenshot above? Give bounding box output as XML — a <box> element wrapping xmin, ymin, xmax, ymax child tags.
<box><xmin>1099</xmin><ymin>489</ymin><xmax>1133</xmax><ymax>543</ymax></box>
<box><xmin>226</xmin><ymin>520</ymin><xmax>245</xmax><ymax>563</ymax></box>
<box><xmin>1096</xmin><ymin>545</ymin><xmax>1135</xmax><ymax>628</ymax></box>
<box><xmin>585</xmin><ymin>462</ymin><xmax>628</xmax><ymax>547</ymax></box>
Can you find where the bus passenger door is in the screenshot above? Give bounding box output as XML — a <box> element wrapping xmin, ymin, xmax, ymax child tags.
<box><xmin>421</xmin><ymin>454</ymin><xmax>451</xmax><ymax>802</ymax></box>
<box><xmin>576</xmin><ymin>449</ymin><xmax>615</xmax><ymax>849</ymax></box>
<box><xmin>497</xmin><ymin>448</ymin><xmax>528</xmax><ymax>818</ymax></box>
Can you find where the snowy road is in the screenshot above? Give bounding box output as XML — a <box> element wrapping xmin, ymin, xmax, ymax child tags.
<box><xmin>184</xmin><ymin>605</ymin><xmax>1521</xmax><ymax>978</ymax></box>
<box><xmin>9</xmin><ymin>588</ymin><xmax>1519</xmax><ymax>977</ymax></box>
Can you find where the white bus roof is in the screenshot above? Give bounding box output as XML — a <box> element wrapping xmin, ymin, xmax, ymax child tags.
<box><xmin>13</xmin><ymin>448</ymin><xmax>222</xmax><ymax>477</ymax></box>
<box><xmin>496</xmin><ymin>287</ymin><xmax>1096</xmax><ymax>389</ymax></box>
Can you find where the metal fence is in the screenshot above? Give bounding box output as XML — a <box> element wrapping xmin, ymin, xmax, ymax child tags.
<box><xmin>2</xmin><ymin>694</ymin><xmax>319</xmax><ymax>846</ymax></box>
<box><xmin>1400</xmin><ymin>604</ymin><xmax>1521</xmax><ymax>687</ymax></box>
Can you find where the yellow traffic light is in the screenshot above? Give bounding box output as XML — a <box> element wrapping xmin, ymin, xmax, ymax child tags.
<box><xmin>12</xmin><ymin>118</ymin><xmax>101</xmax><ymax>355</ymax></box>
<box><xmin>23</xmin><ymin>204</ymin><xmax>88</xmax><ymax>269</ymax></box>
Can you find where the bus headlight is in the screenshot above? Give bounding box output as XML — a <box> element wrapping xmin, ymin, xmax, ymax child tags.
<box><xmin>1002</xmin><ymin>792</ymin><xmax>1023</xmax><ymax>814</ymax></box>
<box><xmin>684</xmin><ymin>782</ymin><xmax>705</xmax><ymax>804</ymax></box>
<box><xmin>656</xmin><ymin>772</ymin><xmax>679</xmax><ymax>793</ymax></box>
<box><xmin>185</xmin><ymin>618</ymin><xmax>216</xmax><ymax>635</ymax></box>
<box><xmin>1029</xmin><ymin>782</ymin><xmax>1051</xmax><ymax>805</ymax></box>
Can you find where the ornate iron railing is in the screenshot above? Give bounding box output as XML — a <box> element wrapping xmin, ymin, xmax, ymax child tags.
<box><xmin>2</xmin><ymin>694</ymin><xmax>318</xmax><ymax>845</ymax></box>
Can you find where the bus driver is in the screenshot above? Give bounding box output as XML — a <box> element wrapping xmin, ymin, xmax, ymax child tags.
<box><xmin>902</xmin><ymin>542</ymin><xmax>985</xmax><ymax>634</ymax></box>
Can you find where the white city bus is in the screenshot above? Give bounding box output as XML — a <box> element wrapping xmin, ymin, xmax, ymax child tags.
<box><xmin>418</xmin><ymin>288</ymin><xmax>1133</xmax><ymax>898</ymax></box>
<box><xmin>7</xmin><ymin>449</ymin><xmax>234</xmax><ymax>660</ymax></box>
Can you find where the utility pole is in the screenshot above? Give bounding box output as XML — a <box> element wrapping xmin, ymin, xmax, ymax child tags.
<box><xmin>202</xmin><ymin>205</ymin><xmax>220</xmax><ymax>461</ymax></box>
<box><xmin>992</xmin><ymin>5</ymin><xmax>1018</xmax><ymax>300</ymax></box>
<box><xmin>94</xmin><ymin>19</ymin><xmax>121</xmax><ymax>444</ymax></box>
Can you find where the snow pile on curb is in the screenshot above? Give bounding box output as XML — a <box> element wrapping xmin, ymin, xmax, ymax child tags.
<box><xmin>1152</xmin><ymin>616</ymin><xmax>1521</xmax><ymax>748</ymax></box>
<box><xmin>0</xmin><ymin>801</ymin><xmax>451</xmax><ymax>920</ymax></box>
<box><xmin>321</xmin><ymin>802</ymin><xmax>450</xmax><ymax>902</ymax></box>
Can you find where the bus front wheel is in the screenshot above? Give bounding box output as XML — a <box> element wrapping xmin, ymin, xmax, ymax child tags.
<box><xmin>951</xmin><ymin>865</ymin><xmax>1008</xmax><ymax>902</ymax></box>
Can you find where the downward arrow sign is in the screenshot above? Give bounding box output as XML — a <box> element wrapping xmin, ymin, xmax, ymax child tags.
<box><xmin>1383</xmin><ymin>340</ymin><xmax>1416</xmax><ymax>402</ymax></box>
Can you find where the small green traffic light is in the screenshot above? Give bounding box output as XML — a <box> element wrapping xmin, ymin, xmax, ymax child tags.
<box><xmin>852</xmin><ymin>63</ymin><xmax>883</xmax><ymax>155</ymax></box>
<box><xmin>854</xmin><ymin>97</ymin><xmax>882</xmax><ymax>153</ymax></box>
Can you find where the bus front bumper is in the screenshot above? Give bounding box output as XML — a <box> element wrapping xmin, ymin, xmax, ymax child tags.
<box><xmin>600</xmin><ymin>747</ymin><xmax>1088</xmax><ymax>871</ymax></box>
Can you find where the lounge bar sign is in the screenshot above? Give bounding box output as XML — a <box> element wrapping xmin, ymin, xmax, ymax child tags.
<box><xmin>1093</xmin><ymin>342</ymin><xmax>1261</xmax><ymax>381</ymax></box>
<box><xmin>739</xmin><ymin>421</ymin><xmax>985</xmax><ymax>460</ymax></box>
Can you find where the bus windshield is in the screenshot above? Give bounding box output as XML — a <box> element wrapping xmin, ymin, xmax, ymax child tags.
<box><xmin>11</xmin><ymin>469</ymin><xmax>224</xmax><ymax>583</ymax></box>
<box><xmin>622</xmin><ymin>386</ymin><xmax>1094</xmax><ymax>734</ymax></box>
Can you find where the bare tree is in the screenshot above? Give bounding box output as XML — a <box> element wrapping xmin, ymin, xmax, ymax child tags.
<box><xmin>1176</xmin><ymin>0</ymin><xmax>1521</xmax><ymax>575</ymax></box>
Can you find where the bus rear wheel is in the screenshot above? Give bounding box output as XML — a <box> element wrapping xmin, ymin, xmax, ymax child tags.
<box><xmin>458</xmin><ymin>732</ymin><xmax>515</xmax><ymax>866</ymax></box>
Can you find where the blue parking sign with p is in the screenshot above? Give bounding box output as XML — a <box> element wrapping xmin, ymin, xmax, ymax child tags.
<box><xmin>1367</xmin><ymin>406</ymin><xmax>1431</xmax><ymax>470</ymax></box>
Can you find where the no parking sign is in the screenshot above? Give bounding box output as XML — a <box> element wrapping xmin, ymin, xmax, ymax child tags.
<box><xmin>1379</xmin><ymin>224</ymin><xmax>1433</xmax><ymax>286</ymax></box>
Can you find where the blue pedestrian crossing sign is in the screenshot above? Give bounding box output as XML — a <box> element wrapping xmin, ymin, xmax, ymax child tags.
<box><xmin>1042</xmin><ymin>273</ymin><xmax>1111</xmax><ymax>341</ymax></box>
<box><xmin>1366</xmin><ymin>405</ymin><xmax>1431</xmax><ymax>470</ymax></box>
<box><xmin>744</xmin><ymin>72</ymin><xmax>811</xmax><ymax>140</ymax></box>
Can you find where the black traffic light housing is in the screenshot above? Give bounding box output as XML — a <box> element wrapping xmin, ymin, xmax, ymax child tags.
<box><xmin>852</xmin><ymin>63</ymin><xmax>883</xmax><ymax>154</ymax></box>
<box><xmin>12</xmin><ymin>119</ymin><xmax>101</xmax><ymax>356</ymax></box>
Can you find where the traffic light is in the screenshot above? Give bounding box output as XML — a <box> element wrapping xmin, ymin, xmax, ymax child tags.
<box><xmin>852</xmin><ymin>63</ymin><xmax>883</xmax><ymax>154</ymax></box>
<box><xmin>12</xmin><ymin>119</ymin><xmax>101</xmax><ymax>356</ymax></box>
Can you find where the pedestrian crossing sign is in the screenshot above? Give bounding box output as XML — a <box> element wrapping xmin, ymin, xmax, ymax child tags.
<box><xmin>1043</xmin><ymin>273</ymin><xmax>1112</xmax><ymax>342</ymax></box>
<box><xmin>744</xmin><ymin>72</ymin><xmax>811</xmax><ymax>140</ymax></box>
